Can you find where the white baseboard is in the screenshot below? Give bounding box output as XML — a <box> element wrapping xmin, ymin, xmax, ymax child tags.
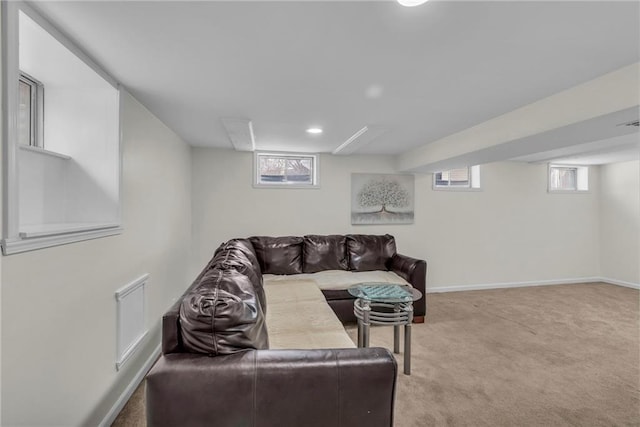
<box><xmin>426</xmin><ymin>277</ymin><xmax>603</xmax><ymax>293</ymax></box>
<box><xmin>598</xmin><ymin>277</ymin><xmax>640</xmax><ymax>290</ymax></box>
<box><xmin>99</xmin><ymin>344</ymin><xmax>161</xmax><ymax>427</ymax></box>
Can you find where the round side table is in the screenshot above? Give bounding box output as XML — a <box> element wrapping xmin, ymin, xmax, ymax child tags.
<box><xmin>348</xmin><ymin>283</ymin><xmax>423</xmax><ymax>375</ymax></box>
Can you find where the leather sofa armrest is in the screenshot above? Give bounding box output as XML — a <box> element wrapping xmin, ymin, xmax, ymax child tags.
<box><xmin>390</xmin><ymin>253</ymin><xmax>427</xmax><ymax>319</ymax></box>
<box><xmin>146</xmin><ymin>348</ymin><xmax>397</xmax><ymax>427</ymax></box>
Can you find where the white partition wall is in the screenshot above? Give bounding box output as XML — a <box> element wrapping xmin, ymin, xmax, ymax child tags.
<box><xmin>2</xmin><ymin>4</ymin><xmax>121</xmax><ymax>254</ymax></box>
<box><xmin>600</xmin><ymin>160</ymin><xmax>640</xmax><ymax>286</ymax></box>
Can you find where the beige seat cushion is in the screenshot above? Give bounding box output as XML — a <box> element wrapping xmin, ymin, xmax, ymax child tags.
<box><xmin>263</xmin><ymin>269</ymin><xmax>410</xmax><ymax>291</ymax></box>
<box><xmin>264</xmin><ymin>278</ymin><xmax>355</xmax><ymax>349</ymax></box>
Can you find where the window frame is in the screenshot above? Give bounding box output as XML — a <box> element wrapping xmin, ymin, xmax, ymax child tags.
<box><xmin>432</xmin><ymin>165</ymin><xmax>481</xmax><ymax>191</ymax></box>
<box><xmin>253</xmin><ymin>151</ymin><xmax>320</xmax><ymax>189</ymax></box>
<box><xmin>548</xmin><ymin>164</ymin><xmax>589</xmax><ymax>193</ymax></box>
<box><xmin>18</xmin><ymin>71</ymin><xmax>44</xmax><ymax>148</ymax></box>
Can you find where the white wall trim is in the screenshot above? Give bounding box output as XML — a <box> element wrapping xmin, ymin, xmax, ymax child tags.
<box><xmin>18</xmin><ymin>144</ymin><xmax>71</xmax><ymax>160</ymax></box>
<box><xmin>1</xmin><ymin>225</ymin><xmax>123</xmax><ymax>255</ymax></box>
<box><xmin>426</xmin><ymin>277</ymin><xmax>602</xmax><ymax>293</ymax></box>
<box><xmin>598</xmin><ymin>277</ymin><xmax>640</xmax><ymax>290</ymax></box>
<box><xmin>2</xmin><ymin>0</ymin><xmax>20</xmax><ymax>240</ymax></box>
<box><xmin>99</xmin><ymin>344</ymin><xmax>161</xmax><ymax>427</ymax></box>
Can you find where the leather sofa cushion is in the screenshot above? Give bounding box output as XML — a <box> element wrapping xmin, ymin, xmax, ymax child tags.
<box><xmin>214</xmin><ymin>240</ymin><xmax>266</xmax><ymax>313</ymax></box>
<box><xmin>263</xmin><ymin>270</ymin><xmax>410</xmax><ymax>291</ymax></box>
<box><xmin>303</xmin><ymin>235</ymin><xmax>348</xmax><ymax>273</ymax></box>
<box><xmin>249</xmin><ymin>236</ymin><xmax>303</xmax><ymax>275</ymax></box>
<box><xmin>346</xmin><ymin>234</ymin><xmax>396</xmax><ymax>271</ymax></box>
<box><xmin>180</xmin><ymin>268</ymin><xmax>269</xmax><ymax>355</ymax></box>
<box><xmin>264</xmin><ymin>278</ymin><xmax>356</xmax><ymax>349</ymax></box>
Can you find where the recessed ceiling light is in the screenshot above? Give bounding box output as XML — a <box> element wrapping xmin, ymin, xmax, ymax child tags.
<box><xmin>306</xmin><ymin>127</ymin><xmax>323</xmax><ymax>134</ymax></box>
<box><xmin>365</xmin><ymin>84</ymin><xmax>384</xmax><ymax>99</ymax></box>
<box><xmin>397</xmin><ymin>0</ymin><xmax>429</xmax><ymax>6</ymax></box>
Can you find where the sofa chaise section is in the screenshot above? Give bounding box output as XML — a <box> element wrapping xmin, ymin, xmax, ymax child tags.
<box><xmin>147</xmin><ymin>348</ymin><xmax>397</xmax><ymax>427</ymax></box>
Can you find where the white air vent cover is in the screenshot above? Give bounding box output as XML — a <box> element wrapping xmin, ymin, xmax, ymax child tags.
<box><xmin>221</xmin><ymin>118</ymin><xmax>256</xmax><ymax>151</ymax></box>
<box><xmin>333</xmin><ymin>125</ymin><xmax>389</xmax><ymax>155</ymax></box>
<box><xmin>115</xmin><ymin>274</ymin><xmax>148</xmax><ymax>370</ymax></box>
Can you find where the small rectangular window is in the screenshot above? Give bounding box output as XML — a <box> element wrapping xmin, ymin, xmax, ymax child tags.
<box><xmin>433</xmin><ymin>166</ymin><xmax>480</xmax><ymax>190</ymax></box>
<box><xmin>18</xmin><ymin>72</ymin><xmax>44</xmax><ymax>148</ymax></box>
<box><xmin>254</xmin><ymin>152</ymin><xmax>318</xmax><ymax>188</ymax></box>
<box><xmin>549</xmin><ymin>164</ymin><xmax>588</xmax><ymax>192</ymax></box>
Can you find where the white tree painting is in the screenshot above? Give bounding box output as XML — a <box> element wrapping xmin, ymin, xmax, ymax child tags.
<box><xmin>351</xmin><ymin>174</ymin><xmax>414</xmax><ymax>225</ymax></box>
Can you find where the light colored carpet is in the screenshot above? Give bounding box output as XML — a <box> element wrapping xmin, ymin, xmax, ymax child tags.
<box><xmin>113</xmin><ymin>283</ymin><xmax>639</xmax><ymax>426</ymax></box>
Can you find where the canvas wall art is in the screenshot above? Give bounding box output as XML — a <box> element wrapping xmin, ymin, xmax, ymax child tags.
<box><xmin>351</xmin><ymin>173</ymin><xmax>415</xmax><ymax>225</ymax></box>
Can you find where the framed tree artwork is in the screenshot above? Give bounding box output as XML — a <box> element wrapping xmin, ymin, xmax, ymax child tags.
<box><xmin>351</xmin><ymin>173</ymin><xmax>415</xmax><ymax>225</ymax></box>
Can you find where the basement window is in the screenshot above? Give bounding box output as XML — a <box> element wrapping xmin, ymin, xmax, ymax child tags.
<box><xmin>548</xmin><ymin>165</ymin><xmax>589</xmax><ymax>192</ymax></box>
<box><xmin>433</xmin><ymin>166</ymin><xmax>481</xmax><ymax>190</ymax></box>
<box><xmin>2</xmin><ymin>4</ymin><xmax>122</xmax><ymax>255</ymax></box>
<box><xmin>254</xmin><ymin>152</ymin><xmax>319</xmax><ymax>188</ymax></box>
<box><xmin>18</xmin><ymin>72</ymin><xmax>44</xmax><ymax>148</ymax></box>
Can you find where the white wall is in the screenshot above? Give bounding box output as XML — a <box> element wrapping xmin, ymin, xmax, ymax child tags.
<box><xmin>599</xmin><ymin>160</ymin><xmax>640</xmax><ymax>285</ymax></box>
<box><xmin>0</xmin><ymin>91</ymin><xmax>192</xmax><ymax>426</ymax></box>
<box><xmin>192</xmin><ymin>148</ymin><xmax>601</xmax><ymax>288</ymax></box>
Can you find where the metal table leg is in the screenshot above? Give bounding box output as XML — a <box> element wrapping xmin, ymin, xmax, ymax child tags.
<box><xmin>362</xmin><ymin>301</ymin><xmax>370</xmax><ymax>348</ymax></box>
<box><xmin>393</xmin><ymin>305</ymin><xmax>400</xmax><ymax>354</ymax></box>
<box><xmin>404</xmin><ymin>322</ymin><xmax>412</xmax><ymax>375</ymax></box>
<box><xmin>404</xmin><ymin>304</ymin><xmax>414</xmax><ymax>375</ymax></box>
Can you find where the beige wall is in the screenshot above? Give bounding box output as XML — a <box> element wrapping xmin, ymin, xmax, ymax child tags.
<box><xmin>1</xmin><ymin>92</ymin><xmax>192</xmax><ymax>426</ymax></box>
<box><xmin>600</xmin><ymin>160</ymin><xmax>640</xmax><ymax>285</ymax></box>
<box><xmin>192</xmin><ymin>148</ymin><xmax>601</xmax><ymax>288</ymax></box>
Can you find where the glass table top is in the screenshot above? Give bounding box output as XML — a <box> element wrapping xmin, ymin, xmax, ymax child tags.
<box><xmin>348</xmin><ymin>282</ymin><xmax>423</xmax><ymax>303</ymax></box>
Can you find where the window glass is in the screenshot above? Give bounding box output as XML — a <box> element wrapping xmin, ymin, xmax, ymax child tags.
<box><xmin>550</xmin><ymin>167</ymin><xmax>577</xmax><ymax>191</ymax></box>
<box><xmin>18</xmin><ymin>78</ymin><xmax>32</xmax><ymax>146</ymax></box>
<box><xmin>433</xmin><ymin>166</ymin><xmax>480</xmax><ymax>189</ymax></box>
<box><xmin>435</xmin><ymin>168</ymin><xmax>469</xmax><ymax>187</ymax></box>
<box><xmin>256</xmin><ymin>153</ymin><xmax>317</xmax><ymax>186</ymax></box>
<box><xmin>549</xmin><ymin>165</ymin><xmax>588</xmax><ymax>192</ymax></box>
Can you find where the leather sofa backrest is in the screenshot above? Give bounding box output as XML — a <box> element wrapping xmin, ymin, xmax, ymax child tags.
<box><xmin>346</xmin><ymin>234</ymin><xmax>396</xmax><ymax>271</ymax></box>
<box><xmin>249</xmin><ymin>236</ymin><xmax>304</xmax><ymax>275</ymax></box>
<box><xmin>303</xmin><ymin>235</ymin><xmax>349</xmax><ymax>273</ymax></box>
<box><xmin>214</xmin><ymin>239</ymin><xmax>266</xmax><ymax>313</ymax></box>
<box><xmin>218</xmin><ymin>238</ymin><xmax>261</xmax><ymax>271</ymax></box>
<box><xmin>180</xmin><ymin>267</ymin><xmax>269</xmax><ymax>355</ymax></box>
<box><xmin>162</xmin><ymin>250</ymin><xmax>222</xmax><ymax>354</ymax></box>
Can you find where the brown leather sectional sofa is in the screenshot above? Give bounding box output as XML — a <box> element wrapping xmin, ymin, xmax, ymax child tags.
<box><xmin>146</xmin><ymin>234</ymin><xmax>427</xmax><ymax>427</ymax></box>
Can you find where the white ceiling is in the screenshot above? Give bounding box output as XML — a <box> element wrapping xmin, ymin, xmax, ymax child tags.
<box><xmin>31</xmin><ymin>0</ymin><xmax>640</xmax><ymax>161</ymax></box>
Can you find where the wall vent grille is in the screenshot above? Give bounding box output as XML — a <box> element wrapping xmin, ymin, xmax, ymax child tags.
<box><xmin>115</xmin><ymin>274</ymin><xmax>149</xmax><ymax>370</ymax></box>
